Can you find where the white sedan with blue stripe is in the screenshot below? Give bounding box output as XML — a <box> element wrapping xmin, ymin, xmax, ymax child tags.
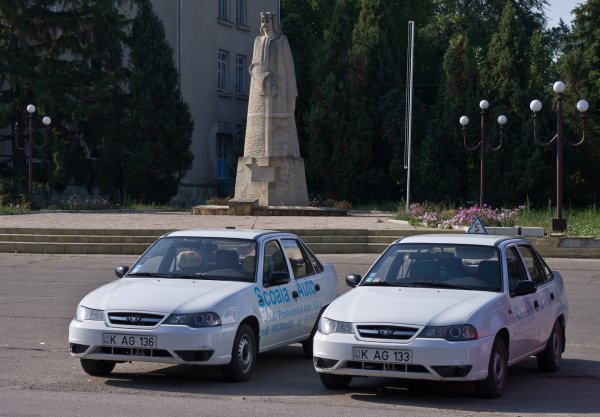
<box><xmin>313</xmin><ymin>234</ymin><xmax>568</xmax><ymax>398</ymax></box>
<box><xmin>69</xmin><ymin>229</ymin><xmax>337</xmax><ymax>382</ymax></box>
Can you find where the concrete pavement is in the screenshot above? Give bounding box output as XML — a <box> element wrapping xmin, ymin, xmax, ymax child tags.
<box><xmin>0</xmin><ymin>210</ymin><xmax>408</xmax><ymax>231</ymax></box>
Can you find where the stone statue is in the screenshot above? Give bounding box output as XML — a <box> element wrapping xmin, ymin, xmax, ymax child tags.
<box><xmin>244</xmin><ymin>11</ymin><xmax>299</xmax><ymax>157</ymax></box>
<box><xmin>233</xmin><ymin>12</ymin><xmax>308</xmax><ymax>207</ymax></box>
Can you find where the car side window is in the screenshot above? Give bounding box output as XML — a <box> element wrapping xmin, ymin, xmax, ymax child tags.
<box><xmin>262</xmin><ymin>240</ymin><xmax>289</xmax><ymax>284</ymax></box>
<box><xmin>281</xmin><ymin>238</ymin><xmax>315</xmax><ymax>279</ymax></box>
<box><xmin>506</xmin><ymin>246</ymin><xmax>529</xmax><ymax>292</ymax></box>
<box><xmin>517</xmin><ymin>245</ymin><xmax>549</xmax><ymax>285</ymax></box>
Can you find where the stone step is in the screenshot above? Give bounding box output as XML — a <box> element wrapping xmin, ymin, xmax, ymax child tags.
<box><xmin>0</xmin><ymin>228</ymin><xmax>388</xmax><ymax>255</ymax></box>
<box><xmin>0</xmin><ymin>233</ymin><xmax>157</xmax><ymax>244</ymax></box>
<box><xmin>1</xmin><ymin>228</ymin><xmax>598</xmax><ymax>258</ymax></box>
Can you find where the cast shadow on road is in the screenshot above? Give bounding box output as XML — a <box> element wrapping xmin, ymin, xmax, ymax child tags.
<box><xmin>102</xmin><ymin>350</ymin><xmax>599</xmax><ymax>414</ymax></box>
<box><xmin>103</xmin><ymin>344</ymin><xmax>336</xmax><ymax>396</ymax></box>
<box><xmin>348</xmin><ymin>357</ymin><xmax>599</xmax><ymax>414</ymax></box>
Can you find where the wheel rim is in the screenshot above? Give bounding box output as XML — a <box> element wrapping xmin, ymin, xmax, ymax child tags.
<box><xmin>491</xmin><ymin>348</ymin><xmax>506</xmax><ymax>389</ymax></box>
<box><xmin>236</xmin><ymin>335</ymin><xmax>253</xmax><ymax>373</ymax></box>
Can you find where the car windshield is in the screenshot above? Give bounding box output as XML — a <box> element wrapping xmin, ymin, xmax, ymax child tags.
<box><xmin>126</xmin><ymin>236</ymin><xmax>257</xmax><ymax>283</ymax></box>
<box><xmin>361</xmin><ymin>243</ymin><xmax>501</xmax><ymax>292</ymax></box>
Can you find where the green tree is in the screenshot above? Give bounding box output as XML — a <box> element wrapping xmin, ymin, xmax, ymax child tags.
<box><xmin>554</xmin><ymin>0</ymin><xmax>600</xmax><ymax>205</ymax></box>
<box><xmin>479</xmin><ymin>0</ymin><xmax>548</xmax><ymax>206</ymax></box>
<box><xmin>0</xmin><ymin>0</ymin><xmax>130</xmax><ymax>202</ymax></box>
<box><xmin>304</xmin><ymin>0</ymin><xmax>359</xmax><ymax>200</ymax></box>
<box><xmin>105</xmin><ymin>0</ymin><xmax>193</xmax><ymax>204</ymax></box>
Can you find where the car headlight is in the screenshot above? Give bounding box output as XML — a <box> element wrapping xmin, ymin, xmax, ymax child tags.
<box><xmin>419</xmin><ymin>324</ymin><xmax>478</xmax><ymax>341</ymax></box>
<box><xmin>75</xmin><ymin>306</ymin><xmax>105</xmax><ymax>322</ymax></box>
<box><xmin>318</xmin><ymin>317</ymin><xmax>354</xmax><ymax>335</ymax></box>
<box><xmin>165</xmin><ymin>312</ymin><xmax>222</xmax><ymax>328</ymax></box>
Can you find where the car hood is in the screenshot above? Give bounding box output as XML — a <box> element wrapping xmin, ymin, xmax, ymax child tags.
<box><xmin>79</xmin><ymin>278</ymin><xmax>252</xmax><ymax>313</ymax></box>
<box><xmin>325</xmin><ymin>286</ymin><xmax>501</xmax><ymax>326</ymax></box>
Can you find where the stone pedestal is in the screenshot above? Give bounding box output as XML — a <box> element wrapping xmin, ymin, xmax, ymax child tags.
<box><xmin>234</xmin><ymin>156</ymin><xmax>308</xmax><ymax>206</ymax></box>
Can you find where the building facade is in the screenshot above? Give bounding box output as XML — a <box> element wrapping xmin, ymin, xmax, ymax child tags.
<box><xmin>151</xmin><ymin>0</ymin><xmax>279</xmax><ymax>206</ymax></box>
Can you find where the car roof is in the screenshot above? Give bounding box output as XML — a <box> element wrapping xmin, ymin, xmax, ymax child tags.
<box><xmin>163</xmin><ymin>228</ymin><xmax>287</xmax><ymax>240</ymax></box>
<box><xmin>396</xmin><ymin>233</ymin><xmax>525</xmax><ymax>247</ymax></box>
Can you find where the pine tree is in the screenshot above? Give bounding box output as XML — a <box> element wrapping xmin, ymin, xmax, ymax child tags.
<box><xmin>0</xmin><ymin>0</ymin><xmax>130</xmax><ymax>201</ymax></box>
<box><xmin>554</xmin><ymin>0</ymin><xmax>600</xmax><ymax>205</ymax></box>
<box><xmin>480</xmin><ymin>0</ymin><xmax>546</xmax><ymax>206</ymax></box>
<box><xmin>110</xmin><ymin>0</ymin><xmax>193</xmax><ymax>204</ymax></box>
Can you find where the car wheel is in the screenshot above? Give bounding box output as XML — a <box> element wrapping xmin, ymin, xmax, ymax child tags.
<box><xmin>302</xmin><ymin>307</ymin><xmax>324</xmax><ymax>359</ymax></box>
<box><xmin>319</xmin><ymin>373</ymin><xmax>352</xmax><ymax>390</ymax></box>
<box><xmin>537</xmin><ymin>321</ymin><xmax>563</xmax><ymax>372</ymax></box>
<box><xmin>301</xmin><ymin>337</ymin><xmax>313</xmax><ymax>358</ymax></box>
<box><xmin>80</xmin><ymin>359</ymin><xmax>116</xmax><ymax>376</ymax></box>
<box><xmin>221</xmin><ymin>323</ymin><xmax>257</xmax><ymax>382</ymax></box>
<box><xmin>475</xmin><ymin>337</ymin><xmax>508</xmax><ymax>399</ymax></box>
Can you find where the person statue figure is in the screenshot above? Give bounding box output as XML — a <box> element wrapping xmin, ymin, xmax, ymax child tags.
<box><xmin>233</xmin><ymin>12</ymin><xmax>308</xmax><ymax>207</ymax></box>
<box><xmin>243</xmin><ymin>11</ymin><xmax>299</xmax><ymax>158</ymax></box>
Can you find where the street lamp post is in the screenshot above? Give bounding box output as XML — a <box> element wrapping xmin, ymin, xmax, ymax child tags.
<box><xmin>459</xmin><ymin>100</ymin><xmax>507</xmax><ymax>207</ymax></box>
<box><xmin>530</xmin><ymin>81</ymin><xmax>589</xmax><ymax>233</ymax></box>
<box><xmin>14</xmin><ymin>104</ymin><xmax>51</xmax><ymax>203</ymax></box>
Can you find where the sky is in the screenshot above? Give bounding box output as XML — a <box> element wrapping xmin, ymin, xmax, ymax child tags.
<box><xmin>546</xmin><ymin>0</ymin><xmax>582</xmax><ymax>27</ymax></box>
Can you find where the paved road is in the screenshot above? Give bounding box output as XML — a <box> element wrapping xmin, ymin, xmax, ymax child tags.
<box><xmin>0</xmin><ymin>254</ymin><xmax>598</xmax><ymax>417</ymax></box>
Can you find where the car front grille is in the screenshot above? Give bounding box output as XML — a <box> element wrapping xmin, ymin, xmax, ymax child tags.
<box><xmin>107</xmin><ymin>312</ymin><xmax>164</xmax><ymax>327</ymax></box>
<box><xmin>345</xmin><ymin>361</ymin><xmax>430</xmax><ymax>374</ymax></box>
<box><xmin>92</xmin><ymin>346</ymin><xmax>173</xmax><ymax>358</ymax></box>
<box><xmin>356</xmin><ymin>325</ymin><xmax>419</xmax><ymax>340</ymax></box>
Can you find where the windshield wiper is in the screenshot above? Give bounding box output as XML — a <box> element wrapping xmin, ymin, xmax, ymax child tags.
<box><xmin>362</xmin><ymin>281</ymin><xmax>398</xmax><ymax>287</ymax></box>
<box><xmin>408</xmin><ymin>280</ymin><xmax>470</xmax><ymax>290</ymax></box>
<box><xmin>174</xmin><ymin>273</ymin><xmax>229</xmax><ymax>280</ymax></box>
<box><xmin>126</xmin><ymin>272</ymin><xmax>164</xmax><ymax>277</ymax></box>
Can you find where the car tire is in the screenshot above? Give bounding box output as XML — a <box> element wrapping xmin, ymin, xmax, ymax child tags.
<box><xmin>537</xmin><ymin>321</ymin><xmax>563</xmax><ymax>372</ymax></box>
<box><xmin>302</xmin><ymin>307</ymin><xmax>325</xmax><ymax>359</ymax></box>
<box><xmin>221</xmin><ymin>323</ymin><xmax>257</xmax><ymax>382</ymax></box>
<box><xmin>319</xmin><ymin>373</ymin><xmax>352</xmax><ymax>390</ymax></box>
<box><xmin>301</xmin><ymin>337</ymin><xmax>313</xmax><ymax>358</ymax></box>
<box><xmin>80</xmin><ymin>359</ymin><xmax>116</xmax><ymax>376</ymax></box>
<box><xmin>475</xmin><ymin>337</ymin><xmax>508</xmax><ymax>399</ymax></box>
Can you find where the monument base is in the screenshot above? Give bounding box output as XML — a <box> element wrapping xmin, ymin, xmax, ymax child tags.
<box><xmin>233</xmin><ymin>156</ymin><xmax>309</xmax><ymax>206</ymax></box>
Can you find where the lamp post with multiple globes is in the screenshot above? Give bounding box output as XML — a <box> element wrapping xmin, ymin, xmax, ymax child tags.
<box><xmin>529</xmin><ymin>81</ymin><xmax>589</xmax><ymax>233</ymax></box>
<box><xmin>459</xmin><ymin>100</ymin><xmax>507</xmax><ymax>207</ymax></box>
<box><xmin>14</xmin><ymin>104</ymin><xmax>51</xmax><ymax>203</ymax></box>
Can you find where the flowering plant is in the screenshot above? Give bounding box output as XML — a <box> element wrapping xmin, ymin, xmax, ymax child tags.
<box><xmin>398</xmin><ymin>203</ymin><xmax>526</xmax><ymax>229</ymax></box>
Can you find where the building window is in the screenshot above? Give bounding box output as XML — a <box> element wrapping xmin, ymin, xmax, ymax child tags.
<box><xmin>235</xmin><ymin>55</ymin><xmax>246</xmax><ymax>94</ymax></box>
<box><xmin>216</xmin><ymin>134</ymin><xmax>233</xmax><ymax>179</ymax></box>
<box><xmin>218</xmin><ymin>0</ymin><xmax>228</xmax><ymax>20</ymax></box>
<box><xmin>236</xmin><ymin>0</ymin><xmax>246</xmax><ymax>25</ymax></box>
<box><xmin>218</xmin><ymin>50</ymin><xmax>229</xmax><ymax>91</ymax></box>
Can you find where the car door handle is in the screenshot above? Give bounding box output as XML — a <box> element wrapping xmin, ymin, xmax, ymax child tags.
<box><xmin>315</xmin><ymin>283</ymin><xmax>320</xmax><ymax>291</ymax></box>
<box><xmin>292</xmin><ymin>290</ymin><xmax>299</xmax><ymax>300</ymax></box>
<box><xmin>534</xmin><ymin>300</ymin><xmax>539</xmax><ymax>311</ymax></box>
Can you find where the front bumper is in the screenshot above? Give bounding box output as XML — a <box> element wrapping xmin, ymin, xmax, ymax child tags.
<box><xmin>313</xmin><ymin>331</ymin><xmax>494</xmax><ymax>382</ymax></box>
<box><xmin>69</xmin><ymin>319</ymin><xmax>238</xmax><ymax>365</ymax></box>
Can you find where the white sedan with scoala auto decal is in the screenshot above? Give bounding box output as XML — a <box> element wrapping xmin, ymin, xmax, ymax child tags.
<box><xmin>313</xmin><ymin>234</ymin><xmax>568</xmax><ymax>398</ymax></box>
<box><xmin>69</xmin><ymin>229</ymin><xmax>337</xmax><ymax>381</ymax></box>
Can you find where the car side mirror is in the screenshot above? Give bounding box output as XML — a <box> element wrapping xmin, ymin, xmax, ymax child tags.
<box><xmin>264</xmin><ymin>271</ymin><xmax>290</xmax><ymax>287</ymax></box>
<box><xmin>115</xmin><ymin>265</ymin><xmax>130</xmax><ymax>278</ymax></box>
<box><xmin>346</xmin><ymin>274</ymin><xmax>362</xmax><ymax>288</ymax></box>
<box><xmin>511</xmin><ymin>280</ymin><xmax>537</xmax><ymax>296</ymax></box>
